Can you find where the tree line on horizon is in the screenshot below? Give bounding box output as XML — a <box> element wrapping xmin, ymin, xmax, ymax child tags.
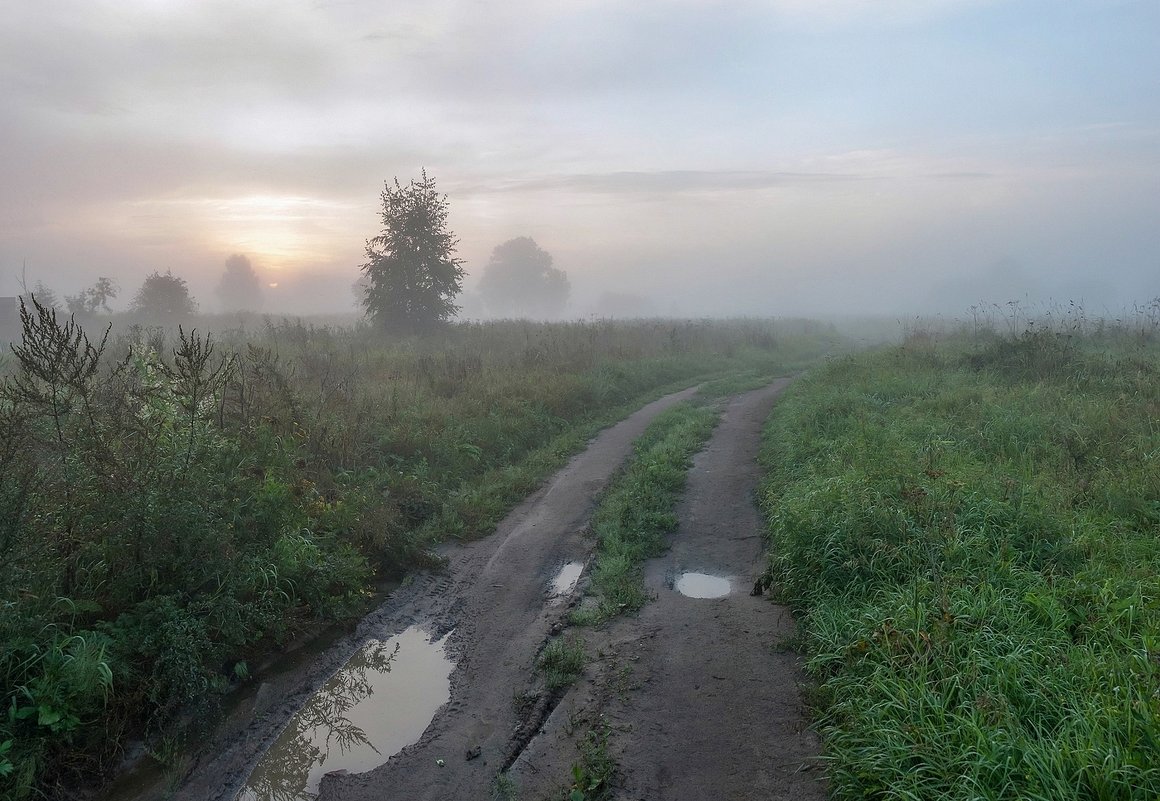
<box><xmin>15</xmin><ymin>257</ymin><xmax>263</xmax><ymax>322</ymax></box>
<box><xmin>16</xmin><ymin>171</ymin><xmax>571</xmax><ymax>328</ymax></box>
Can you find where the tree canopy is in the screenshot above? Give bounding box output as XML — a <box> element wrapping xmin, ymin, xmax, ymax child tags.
<box><xmin>216</xmin><ymin>254</ymin><xmax>263</xmax><ymax>312</ymax></box>
<box><xmin>66</xmin><ymin>277</ymin><xmax>118</xmax><ymax>317</ymax></box>
<box><xmin>20</xmin><ymin>281</ymin><xmax>59</xmax><ymax>312</ymax></box>
<box><xmin>360</xmin><ymin>170</ymin><xmax>464</xmax><ymax>332</ymax></box>
<box><xmin>131</xmin><ymin>271</ymin><xmax>197</xmax><ymax>319</ymax></box>
<box><xmin>479</xmin><ymin>237</ymin><xmax>570</xmax><ymax>319</ymax></box>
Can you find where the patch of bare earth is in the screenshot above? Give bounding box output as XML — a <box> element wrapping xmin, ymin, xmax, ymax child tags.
<box><xmin>510</xmin><ymin>380</ymin><xmax>824</xmax><ymax>800</ymax></box>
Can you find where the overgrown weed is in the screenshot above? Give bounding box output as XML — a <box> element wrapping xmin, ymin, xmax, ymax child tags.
<box><xmin>538</xmin><ymin>636</ymin><xmax>587</xmax><ymax>692</ymax></box>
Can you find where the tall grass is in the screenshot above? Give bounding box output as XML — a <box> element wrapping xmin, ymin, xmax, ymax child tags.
<box><xmin>760</xmin><ymin>322</ymin><xmax>1160</xmax><ymax>799</ymax></box>
<box><xmin>0</xmin><ymin>305</ymin><xmax>838</xmax><ymax>798</ymax></box>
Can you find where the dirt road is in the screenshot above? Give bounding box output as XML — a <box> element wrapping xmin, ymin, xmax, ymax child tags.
<box><xmin>509</xmin><ymin>379</ymin><xmax>824</xmax><ymax>800</ymax></box>
<box><xmin>168</xmin><ymin>381</ymin><xmax>821</xmax><ymax>801</ymax></box>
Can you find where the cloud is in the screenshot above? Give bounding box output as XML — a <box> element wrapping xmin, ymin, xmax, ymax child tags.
<box><xmin>457</xmin><ymin>164</ymin><xmax>998</xmax><ymax>199</ymax></box>
<box><xmin>475</xmin><ymin>170</ymin><xmax>870</xmax><ymax>196</ymax></box>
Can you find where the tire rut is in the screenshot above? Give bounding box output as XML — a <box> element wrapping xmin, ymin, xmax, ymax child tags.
<box><xmin>510</xmin><ymin>380</ymin><xmax>825</xmax><ymax>800</ymax></box>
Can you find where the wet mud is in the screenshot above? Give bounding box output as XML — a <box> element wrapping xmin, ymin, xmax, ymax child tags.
<box><xmin>122</xmin><ymin>380</ymin><xmax>821</xmax><ymax>801</ymax></box>
<box><xmin>238</xmin><ymin>626</ymin><xmax>453</xmax><ymax>800</ymax></box>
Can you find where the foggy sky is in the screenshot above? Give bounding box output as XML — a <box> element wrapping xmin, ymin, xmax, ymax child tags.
<box><xmin>2</xmin><ymin>0</ymin><xmax>1157</xmax><ymax>317</ymax></box>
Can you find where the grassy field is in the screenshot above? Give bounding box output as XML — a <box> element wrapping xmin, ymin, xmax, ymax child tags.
<box><xmin>760</xmin><ymin>324</ymin><xmax>1160</xmax><ymax>799</ymax></box>
<box><xmin>0</xmin><ymin>305</ymin><xmax>837</xmax><ymax>798</ymax></box>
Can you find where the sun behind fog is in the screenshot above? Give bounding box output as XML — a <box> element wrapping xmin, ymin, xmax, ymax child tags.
<box><xmin>206</xmin><ymin>194</ymin><xmax>349</xmax><ymax>270</ymax></box>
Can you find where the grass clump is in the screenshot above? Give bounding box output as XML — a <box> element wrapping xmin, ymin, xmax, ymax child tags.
<box><xmin>561</xmin><ymin>722</ymin><xmax>615</xmax><ymax>801</ymax></box>
<box><xmin>490</xmin><ymin>771</ymin><xmax>519</xmax><ymax>801</ymax></box>
<box><xmin>541</xmin><ymin>717</ymin><xmax>615</xmax><ymax>801</ymax></box>
<box><xmin>760</xmin><ymin>325</ymin><xmax>1160</xmax><ymax>800</ymax></box>
<box><xmin>572</xmin><ymin>403</ymin><xmax>718</xmax><ymax>625</ymax></box>
<box><xmin>538</xmin><ymin>636</ymin><xmax>587</xmax><ymax>692</ymax></box>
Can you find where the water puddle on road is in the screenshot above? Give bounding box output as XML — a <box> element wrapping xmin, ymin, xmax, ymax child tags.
<box><xmin>237</xmin><ymin>625</ymin><xmax>454</xmax><ymax>801</ymax></box>
<box><xmin>674</xmin><ymin>573</ymin><xmax>731</xmax><ymax>599</ymax></box>
<box><xmin>550</xmin><ymin>561</ymin><xmax>584</xmax><ymax>597</ymax></box>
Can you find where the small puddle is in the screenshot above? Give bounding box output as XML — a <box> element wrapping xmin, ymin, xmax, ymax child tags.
<box><xmin>550</xmin><ymin>561</ymin><xmax>584</xmax><ymax>597</ymax></box>
<box><xmin>674</xmin><ymin>572</ymin><xmax>731</xmax><ymax>599</ymax></box>
<box><xmin>237</xmin><ymin>625</ymin><xmax>453</xmax><ymax>801</ymax></box>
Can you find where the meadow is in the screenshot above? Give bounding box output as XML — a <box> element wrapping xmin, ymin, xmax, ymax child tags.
<box><xmin>0</xmin><ymin>302</ymin><xmax>837</xmax><ymax>799</ymax></box>
<box><xmin>760</xmin><ymin>315</ymin><xmax>1160</xmax><ymax>799</ymax></box>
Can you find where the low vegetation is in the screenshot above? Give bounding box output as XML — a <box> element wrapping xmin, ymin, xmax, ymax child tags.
<box><xmin>571</xmin><ymin>402</ymin><xmax>719</xmax><ymax>626</ymax></box>
<box><xmin>537</xmin><ymin>636</ymin><xmax>587</xmax><ymax>693</ymax></box>
<box><xmin>562</xmin><ymin>721</ymin><xmax>616</xmax><ymax>801</ymax></box>
<box><xmin>0</xmin><ymin>302</ymin><xmax>836</xmax><ymax>798</ymax></box>
<box><xmin>760</xmin><ymin>322</ymin><xmax>1160</xmax><ymax>799</ymax></box>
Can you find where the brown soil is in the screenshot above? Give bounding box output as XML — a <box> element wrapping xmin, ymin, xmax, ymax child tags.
<box><xmin>156</xmin><ymin>380</ymin><xmax>822</xmax><ymax>801</ymax></box>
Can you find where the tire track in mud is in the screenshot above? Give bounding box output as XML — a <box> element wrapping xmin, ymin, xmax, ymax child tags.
<box><xmin>510</xmin><ymin>380</ymin><xmax>825</xmax><ymax>800</ymax></box>
<box><xmin>166</xmin><ymin>386</ymin><xmax>700</xmax><ymax>801</ymax></box>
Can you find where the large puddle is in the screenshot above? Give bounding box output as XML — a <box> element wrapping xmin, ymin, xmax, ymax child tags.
<box><xmin>237</xmin><ymin>625</ymin><xmax>454</xmax><ymax>801</ymax></box>
<box><xmin>674</xmin><ymin>572</ymin><xmax>731</xmax><ymax>599</ymax></box>
<box><xmin>550</xmin><ymin>561</ymin><xmax>584</xmax><ymax>597</ymax></box>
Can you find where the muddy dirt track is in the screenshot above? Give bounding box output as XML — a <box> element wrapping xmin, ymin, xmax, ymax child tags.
<box><xmin>168</xmin><ymin>381</ymin><xmax>822</xmax><ymax>801</ymax></box>
<box><xmin>509</xmin><ymin>379</ymin><xmax>823</xmax><ymax>800</ymax></box>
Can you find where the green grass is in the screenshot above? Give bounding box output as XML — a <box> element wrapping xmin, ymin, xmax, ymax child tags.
<box><xmin>759</xmin><ymin>327</ymin><xmax>1160</xmax><ymax>800</ymax></box>
<box><xmin>570</xmin><ymin>402</ymin><xmax>719</xmax><ymax>626</ymax></box>
<box><xmin>537</xmin><ymin>635</ymin><xmax>587</xmax><ymax>692</ymax></box>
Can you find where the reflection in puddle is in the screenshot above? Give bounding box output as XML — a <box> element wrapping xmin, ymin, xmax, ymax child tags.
<box><xmin>237</xmin><ymin>626</ymin><xmax>453</xmax><ymax>801</ymax></box>
<box><xmin>550</xmin><ymin>562</ymin><xmax>584</xmax><ymax>597</ymax></box>
<box><xmin>675</xmin><ymin>573</ymin><xmax>731</xmax><ymax>599</ymax></box>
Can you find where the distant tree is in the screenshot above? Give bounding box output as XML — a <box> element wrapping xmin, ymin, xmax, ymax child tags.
<box><xmin>360</xmin><ymin>170</ymin><xmax>464</xmax><ymax>332</ymax></box>
<box><xmin>65</xmin><ymin>276</ymin><xmax>118</xmax><ymax>317</ymax></box>
<box><xmin>216</xmin><ymin>254</ymin><xmax>263</xmax><ymax>312</ymax></box>
<box><xmin>479</xmin><ymin>237</ymin><xmax>569</xmax><ymax>319</ymax></box>
<box><xmin>131</xmin><ymin>271</ymin><xmax>197</xmax><ymax>319</ymax></box>
<box><xmin>20</xmin><ymin>281</ymin><xmax>59</xmax><ymax>312</ymax></box>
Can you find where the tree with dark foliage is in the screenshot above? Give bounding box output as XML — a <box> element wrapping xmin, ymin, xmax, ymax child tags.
<box><xmin>360</xmin><ymin>170</ymin><xmax>464</xmax><ymax>332</ymax></box>
<box><xmin>65</xmin><ymin>276</ymin><xmax>118</xmax><ymax>317</ymax></box>
<box><xmin>131</xmin><ymin>271</ymin><xmax>197</xmax><ymax>319</ymax></box>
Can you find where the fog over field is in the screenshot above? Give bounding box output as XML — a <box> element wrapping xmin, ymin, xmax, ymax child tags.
<box><xmin>2</xmin><ymin>0</ymin><xmax>1157</xmax><ymax>318</ymax></box>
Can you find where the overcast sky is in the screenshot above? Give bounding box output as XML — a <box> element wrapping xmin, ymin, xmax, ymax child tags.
<box><xmin>2</xmin><ymin>0</ymin><xmax>1157</xmax><ymax>317</ymax></box>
